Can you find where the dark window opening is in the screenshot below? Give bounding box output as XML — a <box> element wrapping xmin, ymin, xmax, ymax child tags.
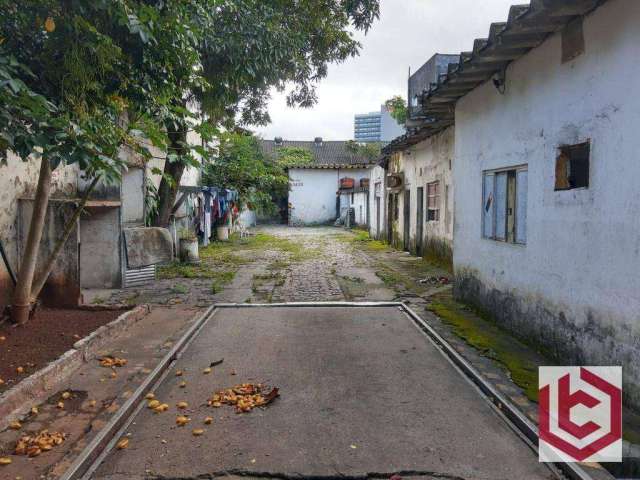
<box><xmin>555</xmin><ymin>141</ymin><xmax>590</xmax><ymax>190</ymax></box>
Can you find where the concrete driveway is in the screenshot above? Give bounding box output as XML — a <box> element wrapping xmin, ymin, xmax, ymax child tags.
<box><xmin>92</xmin><ymin>306</ymin><xmax>557</xmax><ymax>480</ymax></box>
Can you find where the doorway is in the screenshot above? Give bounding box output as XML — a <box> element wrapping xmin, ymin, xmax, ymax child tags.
<box><xmin>387</xmin><ymin>194</ymin><xmax>394</xmax><ymax>244</ymax></box>
<box><xmin>416</xmin><ymin>187</ymin><xmax>424</xmax><ymax>256</ymax></box>
<box><xmin>375</xmin><ymin>197</ymin><xmax>381</xmax><ymax>238</ymax></box>
<box><xmin>403</xmin><ymin>190</ymin><xmax>410</xmax><ymax>251</ymax></box>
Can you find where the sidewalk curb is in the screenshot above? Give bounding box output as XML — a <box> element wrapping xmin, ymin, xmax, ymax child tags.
<box><xmin>0</xmin><ymin>304</ymin><xmax>150</xmax><ymax>429</ymax></box>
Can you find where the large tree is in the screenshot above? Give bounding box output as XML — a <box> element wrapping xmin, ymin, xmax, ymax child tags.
<box><xmin>152</xmin><ymin>0</ymin><xmax>381</xmax><ymax>227</ymax></box>
<box><xmin>0</xmin><ymin>2</ymin><xmax>160</xmax><ymax>323</ymax></box>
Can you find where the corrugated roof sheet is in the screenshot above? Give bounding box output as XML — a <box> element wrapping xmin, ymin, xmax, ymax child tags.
<box><xmin>382</xmin><ymin>0</ymin><xmax>607</xmax><ymax>156</ymax></box>
<box><xmin>260</xmin><ymin>140</ymin><xmax>375</xmax><ymax>167</ymax></box>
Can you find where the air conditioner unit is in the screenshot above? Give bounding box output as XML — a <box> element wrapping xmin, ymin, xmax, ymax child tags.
<box><xmin>385</xmin><ymin>172</ymin><xmax>404</xmax><ymax>191</ymax></box>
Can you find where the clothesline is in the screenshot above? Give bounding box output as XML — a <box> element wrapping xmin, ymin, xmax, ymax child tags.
<box><xmin>176</xmin><ymin>186</ymin><xmax>239</xmax><ymax>246</ymax></box>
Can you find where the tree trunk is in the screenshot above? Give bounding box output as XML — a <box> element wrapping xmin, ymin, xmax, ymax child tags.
<box><xmin>29</xmin><ymin>175</ymin><xmax>100</xmax><ymax>302</ymax></box>
<box><xmin>154</xmin><ymin>129</ymin><xmax>187</xmax><ymax>228</ymax></box>
<box><xmin>11</xmin><ymin>158</ymin><xmax>52</xmax><ymax>324</ymax></box>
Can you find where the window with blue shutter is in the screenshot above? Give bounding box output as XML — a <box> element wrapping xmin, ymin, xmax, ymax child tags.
<box><xmin>482</xmin><ymin>166</ymin><xmax>527</xmax><ymax>244</ymax></box>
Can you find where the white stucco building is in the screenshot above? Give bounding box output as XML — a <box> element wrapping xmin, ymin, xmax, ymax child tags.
<box><xmin>261</xmin><ymin>138</ymin><xmax>374</xmax><ymax>226</ymax></box>
<box><xmin>409</xmin><ymin>0</ymin><xmax>640</xmax><ymax>408</ymax></box>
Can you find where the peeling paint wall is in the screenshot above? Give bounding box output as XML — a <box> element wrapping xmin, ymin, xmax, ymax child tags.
<box><xmin>288</xmin><ymin>168</ymin><xmax>370</xmax><ymax>225</ymax></box>
<box><xmin>453</xmin><ymin>0</ymin><xmax>640</xmax><ymax>408</ymax></box>
<box><xmin>18</xmin><ymin>200</ymin><xmax>81</xmax><ymax>306</ymax></box>
<box><xmin>0</xmin><ymin>152</ymin><xmax>78</xmax><ymax>308</ymax></box>
<box><xmin>387</xmin><ymin>127</ymin><xmax>454</xmax><ymax>258</ymax></box>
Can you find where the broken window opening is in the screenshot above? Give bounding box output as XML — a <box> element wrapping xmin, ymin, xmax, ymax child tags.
<box><xmin>482</xmin><ymin>166</ymin><xmax>527</xmax><ymax>244</ymax></box>
<box><xmin>555</xmin><ymin>141</ymin><xmax>590</xmax><ymax>191</ymax></box>
<box><xmin>426</xmin><ymin>181</ymin><xmax>440</xmax><ymax>222</ymax></box>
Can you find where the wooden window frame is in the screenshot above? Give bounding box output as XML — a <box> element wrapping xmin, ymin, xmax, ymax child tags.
<box><xmin>426</xmin><ymin>181</ymin><xmax>440</xmax><ymax>222</ymax></box>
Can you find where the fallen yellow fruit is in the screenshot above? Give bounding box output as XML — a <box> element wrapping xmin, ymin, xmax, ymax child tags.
<box><xmin>0</xmin><ymin>457</ymin><xmax>11</xmax><ymax>465</ymax></box>
<box><xmin>16</xmin><ymin>367</ymin><xmax>24</xmax><ymax>374</ymax></box>
<box><xmin>153</xmin><ymin>403</ymin><xmax>169</xmax><ymax>413</ymax></box>
<box><xmin>176</xmin><ymin>415</ymin><xmax>190</xmax><ymax>426</ymax></box>
<box><xmin>175</xmin><ymin>370</ymin><xmax>183</xmax><ymax>377</ymax></box>
<box><xmin>179</xmin><ymin>381</ymin><xmax>187</xmax><ymax>388</ymax></box>
<box><xmin>192</xmin><ymin>428</ymin><xmax>204</xmax><ymax>436</ymax></box>
<box><xmin>177</xmin><ymin>401</ymin><xmax>188</xmax><ymax>409</ymax></box>
<box><xmin>61</xmin><ymin>391</ymin><xmax>71</xmax><ymax>400</ymax></box>
<box><xmin>145</xmin><ymin>393</ymin><xmax>155</xmax><ymax>400</ymax></box>
<box><xmin>9</xmin><ymin>421</ymin><xmax>21</xmax><ymax>430</ymax></box>
<box><xmin>203</xmin><ymin>367</ymin><xmax>212</xmax><ymax>374</ymax></box>
<box><xmin>147</xmin><ymin>400</ymin><xmax>160</xmax><ymax>409</ymax></box>
<box><xmin>57</xmin><ymin>402</ymin><xmax>64</xmax><ymax>409</ymax></box>
<box><xmin>204</xmin><ymin>417</ymin><xmax>213</xmax><ymax>425</ymax></box>
<box><xmin>116</xmin><ymin>438</ymin><xmax>129</xmax><ymax>450</ymax></box>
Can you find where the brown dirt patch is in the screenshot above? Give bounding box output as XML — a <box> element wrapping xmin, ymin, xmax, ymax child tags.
<box><xmin>0</xmin><ymin>308</ymin><xmax>124</xmax><ymax>391</ymax></box>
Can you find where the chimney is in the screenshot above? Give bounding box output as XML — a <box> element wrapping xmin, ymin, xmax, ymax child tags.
<box><xmin>274</xmin><ymin>136</ymin><xmax>283</xmax><ymax>146</ymax></box>
<box><xmin>314</xmin><ymin>137</ymin><xmax>323</xmax><ymax>146</ymax></box>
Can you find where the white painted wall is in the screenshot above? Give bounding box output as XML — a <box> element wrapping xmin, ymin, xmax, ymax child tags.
<box><xmin>453</xmin><ymin>0</ymin><xmax>640</xmax><ymax>405</ymax></box>
<box><xmin>351</xmin><ymin>191</ymin><xmax>369</xmax><ymax>226</ymax></box>
<box><xmin>368</xmin><ymin>166</ymin><xmax>386</xmax><ymax>239</ymax></box>
<box><xmin>288</xmin><ymin>168</ymin><xmax>370</xmax><ymax>225</ymax></box>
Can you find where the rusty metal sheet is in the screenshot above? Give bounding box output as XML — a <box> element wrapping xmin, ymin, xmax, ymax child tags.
<box><xmin>123</xmin><ymin>227</ymin><xmax>173</xmax><ymax>269</ymax></box>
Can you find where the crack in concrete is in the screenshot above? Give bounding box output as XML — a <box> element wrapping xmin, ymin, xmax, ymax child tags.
<box><xmin>148</xmin><ymin>469</ymin><xmax>467</xmax><ymax>480</ymax></box>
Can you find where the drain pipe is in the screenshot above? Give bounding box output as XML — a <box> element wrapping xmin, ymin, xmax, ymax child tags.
<box><xmin>0</xmin><ymin>238</ymin><xmax>17</xmax><ymax>286</ymax></box>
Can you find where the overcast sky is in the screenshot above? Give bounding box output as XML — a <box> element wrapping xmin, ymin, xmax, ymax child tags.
<box><xmin>256</xmin><ymin>0</ymin><xmax>515</xmax><ymax>141</ymax></box>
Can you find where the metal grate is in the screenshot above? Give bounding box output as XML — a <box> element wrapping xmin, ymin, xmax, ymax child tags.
<box><xmin>124</xmin><ymin>265</ymin><xmax>156</xmax><ymax>287</ymax></box>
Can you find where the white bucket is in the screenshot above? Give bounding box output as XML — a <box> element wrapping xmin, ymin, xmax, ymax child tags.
<box><xmin>216</xmin><ymin>226</ymin><xmax>230</xmax><ymax>241</ymax></box>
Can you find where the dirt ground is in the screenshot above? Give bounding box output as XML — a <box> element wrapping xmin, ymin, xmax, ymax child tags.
<box><xmin>0</xmin><ymin>305</ymin><xmax>199</xmax><ymax>480</ymax></box>
<box><xmin>0</xmin><ymin>308</ymin><xmax>124</xmax><ymax>391</ymax></box>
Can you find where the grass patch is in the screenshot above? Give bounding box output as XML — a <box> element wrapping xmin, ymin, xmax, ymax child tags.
<box><xmin>158</xmin><ymin>262</ymin><xmax>222</xmax><ymax>279</ymax></box>
<box><xmin>374</xmin><ymin>267</ymin><xmax>413</xmax><ymax>291</ymax></box>
<box><xmin>336</xmin><ymin>230</ymin><xmax>391</xmax><ymax>252</ymax></box>
<box><xmin>427</xmin><ymin>291</ymin><xmax>547</xmax><ymax>402</ymax></box>
<box><xmin>211</xmin><ymin>270</ymin><xmax>235</xmax><ymax>294</ymax></box>
<box><xmin>171</xmin><ymin>283</ymin><xmax>189</xmax><ymax>294</ymax></box>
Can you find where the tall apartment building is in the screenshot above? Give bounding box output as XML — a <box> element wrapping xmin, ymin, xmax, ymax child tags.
<box><xmin>354</xmin><ymin>105</ymin><xmax>405</xmax><ymax>143</ymax></box>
